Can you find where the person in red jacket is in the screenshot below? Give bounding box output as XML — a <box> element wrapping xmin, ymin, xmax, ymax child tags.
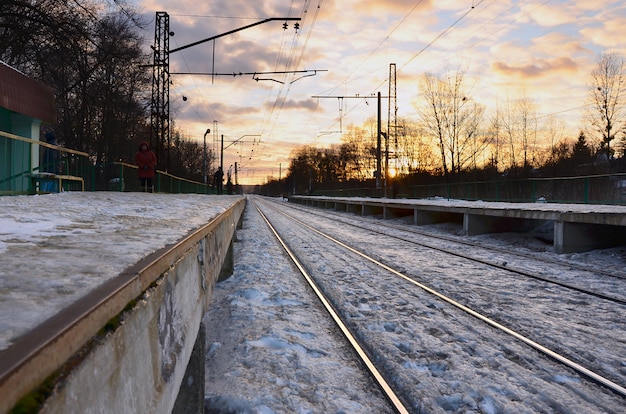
<box><xmin>134</xmin><ymin>141</ymin><xmax>157</xmax><ymax>192</ymax></box>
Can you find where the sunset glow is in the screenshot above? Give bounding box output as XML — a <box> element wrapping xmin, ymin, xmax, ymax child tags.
<box><xmin>133</xmin><ymin>0</ymin><xmax>626</xmax><ymax>184</ymax></box>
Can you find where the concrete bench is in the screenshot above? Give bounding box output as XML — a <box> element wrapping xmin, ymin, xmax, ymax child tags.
<box><xmin>29</xmin><ymin>172</ymin><xmax>84</xmax><ymax>193</ymax></box>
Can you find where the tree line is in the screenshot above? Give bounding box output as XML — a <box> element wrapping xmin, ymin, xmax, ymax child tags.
<box><xmin>0</xmin><ymin>1</ymin><xmax>213</xmax><ymax>184</ymax></box>
<box><xmin>260</xmin><ymin>54</ymin><xmax>626</xmax><ymax>196</ymax></box>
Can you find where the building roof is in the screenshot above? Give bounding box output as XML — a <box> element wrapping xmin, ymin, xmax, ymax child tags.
<box><xmin>0</xmin><ymin>61</ymin><xmax>56</xmax><ymax>123</ymax></box>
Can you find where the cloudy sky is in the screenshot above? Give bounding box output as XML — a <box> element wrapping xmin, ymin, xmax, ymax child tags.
<box><xmin>129</xmin><ymin>0</ymin><xmax>626</xmax><ymax>184</ymax></box>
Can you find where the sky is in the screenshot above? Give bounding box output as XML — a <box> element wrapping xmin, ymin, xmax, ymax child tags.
<box><xmin>124</xmin><ymin>0</ymin><xmax>626</xmax><ymax>185</ymax></box>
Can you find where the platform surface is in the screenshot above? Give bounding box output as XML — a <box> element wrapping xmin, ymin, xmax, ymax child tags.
<box><xmin>0</xmin><ymin>192</ymin><xmax>243</xmax><ymax>351</ymax></box>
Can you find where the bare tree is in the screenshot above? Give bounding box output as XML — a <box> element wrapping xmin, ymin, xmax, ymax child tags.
<box><xmin>416</xmin><ymin>70</ymin><xmax>485</xmax><ymax>177</ymax></box>
<box><xmin>484</xmin><ymin>108</ymin><xmax>503</xmax><ymax>171</ymax></box>
<box><xmin>585</xmin><ymin>52</ymin><xmax>626</xmax><ymax>159</ymax></box>
<box><xmin>0</xmin><ymin>1</ymin><xmax>151</xmax><ymax>167</ymax></box>
<box><xmin>498</xmin><ymin>94</ymin><xmax>539</xmax><ymax>173</ymax></box>
<box><xmin>540</xmin><ymin>115</ymin><xmax>566</xmax><ymax>166</ymax></box>
<box><xmin>394</xmin><ymin>118</ymin><xmax>437</xmax><ymax>175</ymax></box>
<box><xmin>340</xmin><ymin>120</ymin><xmax>378</xmax><ymax>180</ymax></box>
<box><xmin>517</xmin><ymin>94</ymin><xmax>538</xmax><ymax>169</ymax></box>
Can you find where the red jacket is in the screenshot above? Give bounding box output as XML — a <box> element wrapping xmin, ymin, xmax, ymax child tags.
<box><xmin>135</xmin><ymin>142</ymin><xmax>157</xmax><ymax>178</ymax></box>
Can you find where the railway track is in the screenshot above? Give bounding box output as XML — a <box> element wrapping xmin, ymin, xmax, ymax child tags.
<box><xmin>277</xmin><ymin>198</ymin><xmax>626</xmax><ymax>304</ymax></box>
<box><xmin>254</xmin><ymin>197</ymin><xmax>626</xmax><ymax>412</ymax></box>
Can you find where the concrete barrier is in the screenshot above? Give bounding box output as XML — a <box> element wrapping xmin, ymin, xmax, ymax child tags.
<box><xmin>1</xmin><ymin>198</ymin><xmax>245</xmax><ymax>413</ymax></box>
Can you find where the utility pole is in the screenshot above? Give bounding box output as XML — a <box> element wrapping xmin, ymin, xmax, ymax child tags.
<box><xmin>220</xmin><ymin>134</ymin><xmax>224</xmax><ymax>178</ymax></box>
<box><xmin>212</xmin><ymin>121</ymin><xmax>218</xmax><ymax>174</ymax></box>
<box><xmin>150</xmin><ymin>12</ymin><xmax>170</xmax><ymax>171</ymax></box>
<box><xmin>151</xmin><ymin>13</ymin><xmax>301</xmax><ymax>172</ymax></box>
<box><xmin>220</xmin><ymin>134</ymin><xmax>260</xmax><ymax>186</ymax></box>
<box><xmin>312</xmin><ymin>93</ymin><xmax>388</xmax><ymax>190</ymax></box>
<box><xmin>386</xmin><ymin>63</ymin><xmax>397</xmax><ymax>197</ymax></box>
<box><xmin>377</xmin><ymin>92</ymin><xmax>382</xmax><ymax>190</ymax></box>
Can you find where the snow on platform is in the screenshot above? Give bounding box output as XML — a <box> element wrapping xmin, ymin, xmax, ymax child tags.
<box><xmin>0</xmin><ymin>192</ymin><xmax>243</xmax><ymax>351</ymax></box>
<box><xmin>293</xmin><ymin>195</ymin><xmax>626</xmax><ymax>215</ymax></box>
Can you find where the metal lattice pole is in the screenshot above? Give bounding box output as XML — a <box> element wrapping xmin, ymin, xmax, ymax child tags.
<box><xmin>150</xmin><ymin>12</ymin><xmax>170</xmax><ymax>171</ymax></box>
<box><xmin>387</xmin><ymin>63</ymin><xmax>397</xmax><ymax>188</ymax></box>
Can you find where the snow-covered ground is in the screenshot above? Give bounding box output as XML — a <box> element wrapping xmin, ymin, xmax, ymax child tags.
<box><xmin>0</xmin><ymin>192</ymin><xmax>242</xmax><ymax>351</ymax></box>
<box><xmin>2</xmin><ymin>192</ymin><xmax>625</xmax><ymax>413</ymax></box>
<box><xmin>203</xmin><ymin>198</ymin><xmax>393</xmax><ymax>413</ymax></box>
<box><xmin>204</xmin><ymin>196</ymin><xmax>626</xmax><ymax>413</ymax></box>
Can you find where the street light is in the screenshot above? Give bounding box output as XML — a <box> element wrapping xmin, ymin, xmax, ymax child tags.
<box><xmin>203</xmin><ymin>128</ymin><xmax>210</xmax><ymax>185</ymax></box>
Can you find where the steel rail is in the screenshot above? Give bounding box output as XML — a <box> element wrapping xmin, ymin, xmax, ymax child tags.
<box><xmin>0</xmin><ymin>198</ymin><xmax>245</xmax><ymax>413</ymax></box>
<box><xmin>277</xmin><ymin>199</ymin><xmax>626</xmax><ymax>304</ymax></box>
<box><xmin>258</xmin><ymin>198</ymin><xmax>626</xmax><ymax>400</ymax></box>
<box><xmin>253</xmin><ymin>200</ymin><xmax>410</xmax><ymax>414</ymax></box>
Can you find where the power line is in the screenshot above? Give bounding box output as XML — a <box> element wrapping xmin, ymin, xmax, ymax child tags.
<box><xmin>340</xmin><ymin>0</ymin><xmax>425</xmax><ymax>88</ymax></box>
<box><xmin>311</xmin><ymin>3</ymin><xmax>484</xmax><ymax>142</ymax></box>
<box><xmin>243</xmin><ymin>0</ymin><xmax>326</xmax><ymax>183</ymax></box>
<box><xmin>398</xmin><ymin>1</ymin><xmax>484</xmax><ymax>74</ymax></box>
<box><xmin>171</xmin><ymin>70</ymin><xmax>327</xmax><ymax>84</ymax></box>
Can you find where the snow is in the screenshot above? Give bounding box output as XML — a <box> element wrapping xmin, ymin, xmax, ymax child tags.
<box><xmin>2</xmin><ymin>192</ymin><xmax>626</xmax><ymax>412</ymax></box>
<box><xmin>203</xmin><ymin>200</ymin><xmax>393</xmax><ymax>413</ymax></box>
<box><xmin>0</xmin><ymin>192</ymin><xmax>242</xmax><ymax>351</ymax></box>
<box><xmin>306</xmin><ymin>195</ymin><xmax>626</xmax><ymax>215</ymax></box>
<box><xmin>204</xmin><ymin>197</ymin><xmax>626</xmax><ymax>412</ymax></box>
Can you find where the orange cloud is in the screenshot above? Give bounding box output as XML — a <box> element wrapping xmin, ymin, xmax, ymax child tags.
<box><xmin>492</xmin><ymin>57</ymin><xmax>579</xmax><ymax>79</ymax></box>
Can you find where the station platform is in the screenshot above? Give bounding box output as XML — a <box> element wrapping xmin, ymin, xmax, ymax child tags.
<box><xmin>289</xmin><ymin>196</ymin><xmax>626</xmax><ymax>254</ymax></box>
<box><xmin>0</xmin><ymin>192</ymin><xmax>245</xmax><ymax>413</ymax></box>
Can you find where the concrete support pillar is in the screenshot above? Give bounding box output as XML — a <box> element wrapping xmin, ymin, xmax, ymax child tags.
<box><xmin>554</xmin><ymin>221</ymin><xmax>625</xmax><ymax>254</ymax></box>
<box><xmin>464</xmin><ymin>214</ymin><xmax>491</xmax><ymax>236</ymax></box>
<box><xmin>172</xmin><ymin>322</ymin><xmax>206</xmax><ymax>414</ymax></box>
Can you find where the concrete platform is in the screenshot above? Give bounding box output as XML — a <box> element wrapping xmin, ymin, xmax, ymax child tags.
<box><xmin>0</xmin><ymin>193</ymin><xmax>245</xmax><ymax>413</ymax></box>
<box><xmin>289</xmin><ymin>196</ymin><xmax>626</xmax><ymax>254</ymax></box>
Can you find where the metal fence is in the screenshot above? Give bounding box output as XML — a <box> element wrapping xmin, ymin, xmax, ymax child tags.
<box><xmin>95</xmin><ymin>162</ymin><xmax>215</xmax><ymax>194</ymax></box>
<box><xmin>1</xmin><ymin>130</ymin><xmax>91</xmax><ymax>194</ymax></box>
<box><xmin>312</xmin><ymin>174</ymin><xmax>626</xmax><ymax>205</ymax></box>
<box><xmin>1</xmin><ymin>131</ymin><xmax>213</xmax><ymax>195</ymax></box>
<box><xmin>4</xmin><ymin>130</ymin><xmax>626</xmax><ymax>203</ymax></box>
<box><xmin>402</xmin><ymin>175</ymin><xmax>626</xmax><ymax>205</ymax></box>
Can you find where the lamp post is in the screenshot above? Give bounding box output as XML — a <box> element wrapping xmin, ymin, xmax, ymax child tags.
<box><xmin>203</xmin><ymin>128</ymin><xmax>210</xmax><ymax>185</ymax></box>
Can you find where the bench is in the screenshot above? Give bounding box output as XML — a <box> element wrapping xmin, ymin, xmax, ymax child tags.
<box><xmin>29</xmin><ymin>173</ymin><xmax>85</xmax><ymax>193</ymax></box>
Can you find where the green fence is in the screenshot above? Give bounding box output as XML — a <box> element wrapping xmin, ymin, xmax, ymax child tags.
<box><xmin>96</xmin><ymin>162</ymin><xmax>215</xmax><ymax>194</ymax></box>
<box><xmin>401</xmin><ymin>175</ymin><xmax>626</xmax><ymax>205</ymax></box>
<box><xmin>1</xmin><ymin>130</ymin><xmax>91</xmax><ymax>194</ymax></box>
<box><xmin>1</xmin><ymin>131</ymin><xmax>214</xmax><ymax>195</ymax></box>
<box><xmin>312</xmin><ymin>173</ymin><xmax>626</xmax><ymax>205</ymax></box>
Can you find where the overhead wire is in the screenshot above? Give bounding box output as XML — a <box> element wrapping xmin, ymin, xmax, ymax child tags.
<box><xmin>458</xmin><ymin>0</ymin><xmax>553</xmax><ymax>55</ymax></box>
<box><xmin>336</xmin><ymin>0</ymin><xmax>426</xmax><ymax>93</ymax></box>
<box><xmin>169</xmin><ymin>34</ymin><xmax>216</xmax><ymax>139</ymax></box>
<box><xmin>238</xmin><ymin>4</ymin><xmax>301</xmax><ymax>181</ymax></box>
<box><xmin>307</xmin><ymin>0</ymin><xmax>605</xmax><ymax>175</ymax></box>
<box><xmin>397</xmin><ymin>0</ymin><xmax>485</xmax><ymax>75</ymax></box>
<box><xmin>242</xmin><ymin>0</ymin><xmax>325</xmax><ymax>182</ymax></box>
<box><xmin>310</xmin><ymin>0</ymin><xmax>585</xmax><ymax>142</ymax></box>
<box><xmin>311</xmin><ymin>2</ymin><xmax>486</xmax><ymax>140</ymax></box>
